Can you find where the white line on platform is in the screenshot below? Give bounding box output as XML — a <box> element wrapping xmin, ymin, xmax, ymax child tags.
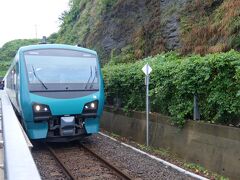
<box><xmin>99</xmin><ymin>132</ymin><xmax>209</xmax><ymax>180</ymax></box>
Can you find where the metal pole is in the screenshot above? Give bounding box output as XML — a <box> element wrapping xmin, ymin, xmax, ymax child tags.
<box><xmin>143</xmin><ymin>63</ymin><xmax>151</xmax><ymax>147</ymax></box>
<box><xmin>146</xmin><ymin>74</ymin><xmax>149</xmax><ymax>146</ymax></box>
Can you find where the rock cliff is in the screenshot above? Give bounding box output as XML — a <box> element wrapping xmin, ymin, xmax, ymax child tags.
<box><xmin>54</xmin><ymin>0</ymin><xmax>240</xmax><ymax>63</ymax></box>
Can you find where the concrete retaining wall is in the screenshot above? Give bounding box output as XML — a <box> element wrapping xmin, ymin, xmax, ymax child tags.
<box><xmin>100</xmin><ymin>106</ymin><xmax>240</xmax><ymax>180</ymax></box>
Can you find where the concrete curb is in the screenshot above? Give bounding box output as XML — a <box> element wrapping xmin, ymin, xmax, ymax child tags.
<box><xmin>99</xmin><ymin>132</ymin><xmax>209</xmax><ymax>180</ymax></box>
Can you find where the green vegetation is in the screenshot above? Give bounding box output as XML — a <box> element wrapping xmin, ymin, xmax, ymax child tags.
<box><xmin>184</xmin><ymin>163</ymin><xmax>229</xmax><ymax>180</ymax></box>
<box><xmin>109</xmin><ymin>45</ymin><xmax>136</xmax><ymax>64</ymax></box>
<box><xmin>1</xmin><ymin>0</ymin><xmax>239</xmax><ymax>128</ymax></box>
<box><xmin>54</xmin><ymin>0</ymin><xmax>240</xmax><ymax>63</ymax></box>
<box><xmin>56</xmin><ymin>0</ymin><xmax>118</xmax><ymax>45</ymax></box>
<box><xmin>0</xmin><ymin>61</ymin><xmax>11</xmax><ymax>77</ymax></box>
<box><xmin>103</xmin><ymin>50</ymin><xmax>240</xmax><ymax>126</ymax></box>
<box><xmin>0</xmin><ymin>39</ymin><xmax>39</xmax><ymax>76</ymax></box>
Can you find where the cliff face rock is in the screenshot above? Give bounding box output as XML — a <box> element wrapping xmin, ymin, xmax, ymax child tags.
<box><xmin>55</xmin><ymin>0</ymin><xmax>240</xmax><ymax>63</ymax></box>
<box><xmin>88</xmin><ymin>0</ymin><xmax>149</xmax><ymax>61</ymax></box>
<box><xmin>160</xmin><ymin>0</ymin><xmax>187</xmax><ymax>51</ymax></box>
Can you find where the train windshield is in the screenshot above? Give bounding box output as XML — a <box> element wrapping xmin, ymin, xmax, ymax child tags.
<box><xmin>24</xmin><ymin>49</ymin><xmax>99</xmax><ymax>91</ymax></box>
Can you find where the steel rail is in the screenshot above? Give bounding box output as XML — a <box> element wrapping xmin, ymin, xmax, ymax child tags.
<box><xmin>45</xmin><ymin>144</ymin><xmax>76</xmax><ymax>180</ymax></box>
<box><xmin>80</xmin><ymin>143</ymin><xmax>133</xmax><ymax>180</ymax></box>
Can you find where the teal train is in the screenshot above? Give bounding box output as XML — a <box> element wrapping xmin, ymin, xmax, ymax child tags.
<box><xmin>4</xmin><ymin>44</ymin><xmax>104</xmax><ymax>141</ymax></box>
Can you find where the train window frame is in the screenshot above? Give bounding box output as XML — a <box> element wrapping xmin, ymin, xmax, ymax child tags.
<box><xmin>6</xmin><ymin>54</ymin><xmax>19</xmax><ymax>90</ymax></box>
<box><xmin>23</xmin><ymin>48</ymin><xmax>100</xmax><ymax>92</ymax></box>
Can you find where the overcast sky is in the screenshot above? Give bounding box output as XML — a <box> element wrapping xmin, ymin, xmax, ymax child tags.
<box><xmin>0</xmin><ymin>0</ymin><xmax>69</xmax><ymax>47</ymax></box>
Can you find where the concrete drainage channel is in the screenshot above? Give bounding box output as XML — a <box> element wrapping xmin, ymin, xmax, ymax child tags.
<box><xmin>32</xmin><ymin>133</ymin><xmax>208</xmax><ymax>180</ymax></box>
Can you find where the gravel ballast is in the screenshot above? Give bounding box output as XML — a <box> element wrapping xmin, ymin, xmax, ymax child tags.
<box><xmin>83</xmin><ymin>133</ymin><xmax>198</xmax><ymax>180</ymax></box>
<box><xmin>32</xmin><ymin>133</ymin><xmax>203</xmax><ymax>179</ymax></box>
<box><xmin>52</xmin><ymin>145</ymin><xmax>121</xmax><ymax>179</ymax></box>
<box><xmin>32</xmin><ymin>146</ymin><xmax>70</xmax><ymax>180</ymax></box>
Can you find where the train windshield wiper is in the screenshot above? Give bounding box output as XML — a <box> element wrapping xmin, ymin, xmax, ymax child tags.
<box><xmin>32</xmin><ymin>65</ymin><xmax>48</xmax><ymax>90</ymax></box>
<box><xmin>89</xmin><ymin>66</ymin><xmax>98</xmax><ymax>89</ymax></box>
<box><xmin>85</xmin><ymin>66</ymin><xmax>92</xmax><ymax>89</ymax></box>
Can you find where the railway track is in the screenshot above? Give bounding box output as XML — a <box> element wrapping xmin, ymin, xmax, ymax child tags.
<box><xmin>45</xmin><ymin>142</ymin><xmax>134</xmax><ymax>180</ymax></box>
<box><xmin>46</xmin><ymin>145</ymin><xmax>75</xmax><ymax>180</ymax></box>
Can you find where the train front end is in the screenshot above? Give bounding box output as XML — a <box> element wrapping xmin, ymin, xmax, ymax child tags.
<box><xmin>19</xmin><ymin>45</ymin><xmax>104</xmax><ymax>141</ymax></box>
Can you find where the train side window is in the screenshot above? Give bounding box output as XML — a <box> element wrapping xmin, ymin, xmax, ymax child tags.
<box><xmin>6</xmin><ymin>73</ymin><xmax>11</xmax><ymax>89</ymax></box>
<box><xmin>11</xmin><ymin>68</ymin><xmax>17</xmax><ymax>90</ymax></box>
<box><xmin>0</xmin><ymin>81</ymin><xmax>4</xmax><ymax>90</ymax></box>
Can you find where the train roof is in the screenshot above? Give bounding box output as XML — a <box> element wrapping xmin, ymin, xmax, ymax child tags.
<box><xmin>18</xmin><ymin>44</ymin><xmax>97</xmax><ymax>55</ymax></box>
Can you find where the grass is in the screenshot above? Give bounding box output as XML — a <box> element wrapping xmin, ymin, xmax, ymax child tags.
<box><xmin>137</xmin><ymin>143</ymin><xmax>171</xmax><ymax>158</ymax></box>
<box><xmin>160</xmin><ymin>2</ymin><xmax>179</xmax><ymax>27</ymax></box>
<box><xmin>180</xmin><ymin>0</ymin><xmax>240</xmax><ymax>55</ymax></box>
<box><xmin>184</xmin><ymin>163</ymin><xmax>229</xmax><ymax>180</ymax></box>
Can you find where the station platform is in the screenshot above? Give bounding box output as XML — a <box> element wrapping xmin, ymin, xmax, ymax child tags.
<box><xmin>0</xmin><ymin>105</ymin><xmax>4</xmax><ymax>179</ymax></box>
<box><xmin>0</xmin><ymin>91</ymin><xmax>41</xmax><ymax>180</ymax></box>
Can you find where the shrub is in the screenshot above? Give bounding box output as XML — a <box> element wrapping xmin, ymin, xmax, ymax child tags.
<box><xmin>103</xmin><ymin>50</ymin><xmax>240</xmax><ymax>126</ymax></box>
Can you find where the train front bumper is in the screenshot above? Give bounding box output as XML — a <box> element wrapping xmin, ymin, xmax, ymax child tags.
<box><xmin>25</xmin><ymin>92</ymin><xmax>103</xmax><ymax>140</ymax></box>
<box><xmin>26</xmin><ymin>116</ymin><xmax>100</xmax><ymax>140</ymax></box>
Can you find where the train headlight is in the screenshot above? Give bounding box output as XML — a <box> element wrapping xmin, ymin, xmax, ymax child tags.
<box><xmin>35</xmin><ymin>105</ymin><xmax>41</xmax><ymax>112</ymax></box>
<box><xmin>90</xmin><ymin>102</ymin><xmax>95</xmax><ymax>108</ymax></box>
<box><xmin>32</xmin><ymin>103</ymin><xmax>51</xmax><ymax>113</ymax></box>
<box><xmin>83</xmin><ymin>100</ymin><xmax>98</xmax><ymax>113</ymax></box>
<box><xmin>32</xmin><ymin>103</ymin><xmax>52</xmax><ymax>122</ymax></box>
